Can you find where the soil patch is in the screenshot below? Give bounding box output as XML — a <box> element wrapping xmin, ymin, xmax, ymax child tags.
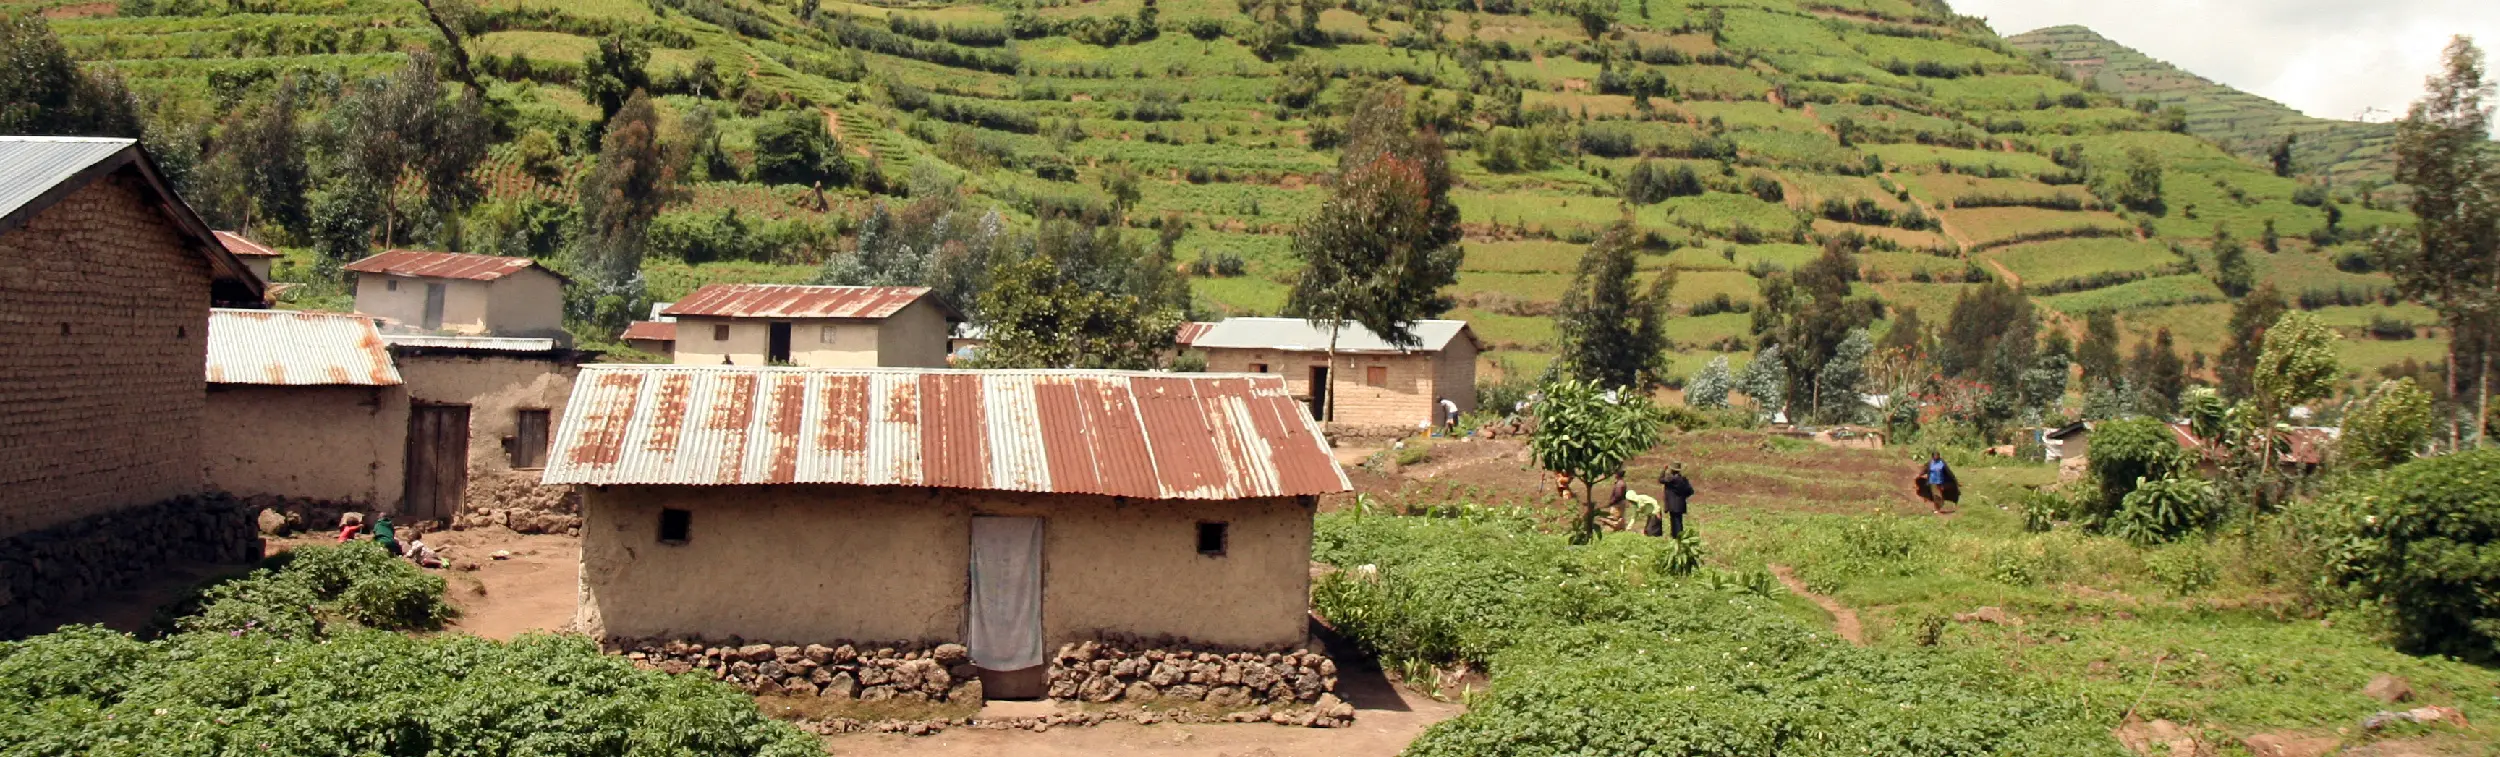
<box><xmin>433</xmin><ymin>530</ymin><xmax>582</xmax><ymax>639</ymax></box>
<box><xmin>1772</xmin><ymin>564</ymin><xmax>1864</xmax><ymax>645</ymax></box>
<box><xmin>817</xmin><ymin>672</ymin><xmax>1461</xmax><ymax>757</ymax></box>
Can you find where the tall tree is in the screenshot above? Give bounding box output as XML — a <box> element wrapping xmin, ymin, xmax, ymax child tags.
<box><xmin>2252</xmin><ymin>311</ymin><xmax>2341</xmax><ymax>478</ymax></box>
<box><xmin>976</xmin><ymin>219</ymin><xmax>1187</xmax><ymax>370</ymax></box>
<box><xmin>1938</xmin><ymin>281</ymin><xmax>2041</xmax><ymax>432</ymax></box>
<box><xmin>2209</xmin><ymin>225</ymin><xmax>2254</xmax><ymax>297</ymax></box>
<box><xmin>1753</xmin><ymin>239</ymin><xmax>1877</xmax><ymax>418</ymax></box>
<box><xmin>573</xmin><ymin>91</ymin><xmax>677</xmax><ymax>331</ymax></box>
<box><xmin>2129</xmin><ymin>327</ymin><xmax>2188</xmax><ymax>416</ymax></box>
<box><xmin>2383</xmin><ymin>36</ymin><xmax>2500</xmax><ymax>447</ymax></box>
<box><xmin>1686</xmin><ymin>356</ymin><xmax>1732</xmax><ymax>409</ymax></box>
<box><xmin>0</xmin><ymin>15</ymin><xmax>143</xmax><ymax>138</ymax></box>
<box><xmin>326</xmin><ymin>52</ymin><xmax>490</xmax><ymax>250</ymax></box>
<box><xmin>2270</xmin><ymin>134</ymin><xmax>2297</xmax><ymax>178</ymax></box>
<box><xmin>1285</xmin><ymin>83</ymin><xmax>1464</xmax><ymax>421</ymax></box>
<box><xmin>2078</xmin><ymin>310</ymin><xmax>2124</xmax><ymax>388</ymax></box>
<box><xmin>415</xmin><ymin>0</ymin><xmax>486</xmax><ymax>96</ymax></box>
<box><xmin>1556</xmin><ymin>220</ymin><xmax>1675</xmax><ymax>390</ymax></box>
<box><xmin>581</xmin><ymin>35</ymin><xmax>651</xmax><ymax>125</ymax></box>
<box><xmin>2216</xmin><ymin>284</ymin><xmax>2289</xmax><ymax>400</ymax></box>
<box><xmin>232</xmin><ymin>76</ymin><xmax>313</xmax><ymax>236</ymax></box>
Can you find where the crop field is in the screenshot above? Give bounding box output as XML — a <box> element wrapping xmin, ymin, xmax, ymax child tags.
<box><xmin>1987</xmin><ymin>238</ymin><xmax>2184</xmax><ymax>287</ymax></box>
<box><xmin>1944</xmin><ymin>206</ymin><xmax>2135</xmax><ymax>249</ymax></box>
<box><xmin>1908</xmin><ymin>173</ymin><xmax>2096</xmax><ymax>209</ymax></box>
<box><xmin>2041</xmin><ymin>274</ymin><xmax>2228</xmax><ymax>315</ymax></box>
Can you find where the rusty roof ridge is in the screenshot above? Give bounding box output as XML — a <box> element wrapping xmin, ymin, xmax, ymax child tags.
<box><xmin>574</xmin><ymin>364</ymin><xmax>1283</xmax><ymax>380</ymax></box>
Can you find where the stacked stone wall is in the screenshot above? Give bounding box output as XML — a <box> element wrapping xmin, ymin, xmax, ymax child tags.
<box><xmin>0</xmin><ymin>493</ymin><xmax>262</xmax><ymax>637</ymax></box>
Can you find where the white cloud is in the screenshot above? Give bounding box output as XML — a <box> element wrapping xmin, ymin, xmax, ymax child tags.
<box><xmin>1952</xmin><ymin>0</ymin><xmax>2500</xmax><ymax>125</ymax></box>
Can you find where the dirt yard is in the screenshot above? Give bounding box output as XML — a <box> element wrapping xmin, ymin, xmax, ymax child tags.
<box><xmin>427</xmin><ymin>529</ymin><xmax>582</xmax><ymax>639</ymax></box>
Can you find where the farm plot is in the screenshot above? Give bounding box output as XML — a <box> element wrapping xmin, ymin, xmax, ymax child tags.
<box><xmin>1943</xmin><ymin>206</ymin><xmax>2133</xmax><ymax>250</ymax></box>
<box><xmin>1986</xmin><ymin>237</ymin><xmax>2183</xmax><ymax>289</ymax></box>
<box><xmin>2040</xmin><ymin>274</ymin><xmax>2225</xmax><ymax>314</ymax></box>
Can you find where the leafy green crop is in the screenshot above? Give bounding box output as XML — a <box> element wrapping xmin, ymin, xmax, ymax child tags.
<box><xmin>1312</xmin><ymin>513</ymin><xmax>2123</xmax><ymax>756</ymax></box>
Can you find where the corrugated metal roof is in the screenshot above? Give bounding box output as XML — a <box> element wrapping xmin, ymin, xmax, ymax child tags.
<box><xmin>1190</xmin><ymin>317</ymin><xmax>1476</xmax><ymax>354</ymax></box>
<box><xmin>213</xmin><ymin>230</ymin><xmax>281</xmax><ymax>257</ymax></box>
<box><xmin>0</xmin><ymin>136</ymin><xmax>134</xmax><ymax>225</ymax></box>
<box><xmin>343</xmin><ymin>249</ymin><xmax>552</xmax><ymax>281</ymax></box>
<box><xmin>542</xmin><ymin>365</ymin><xmax>1351</xmax><ymax>500</ymax></box>
<box><xmin>621</xmin><ymin>321</ymin><xmax>677</xmax><ymax>342</ymax></box>
<box><xmin>1175</xmin><ymin>322</ymin><xmax>1218</xmax><ymax>346</ymax></box>
<box><xmin>206</xmin><ymin>308</ymin><xmax>402</xmax><ymax>386</ymax></box>
<box><xmin>663</xmin><ymin>284</ymin><xmax>934</xmax><ymax>320</ymax></box>
<box><xmin>381</xmin><ymin>334</ymin><xmax>561</xmax><ymax>352</ymax></box>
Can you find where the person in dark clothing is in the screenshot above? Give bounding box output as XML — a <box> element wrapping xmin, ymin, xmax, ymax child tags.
<box><xmin>1604</xmin><ymin>474</ymin><xmax>1630</xmax><ymax>531</ymax></box>
<box><xmin>1916</xmin><ymin>453</ymin><xmax>1959</xmax><ymax>514</ymax></box>
<box><xmin>1657</xmin><ymin>462</ymin><xmax>1695</xmax><ymax>538</ymax></box>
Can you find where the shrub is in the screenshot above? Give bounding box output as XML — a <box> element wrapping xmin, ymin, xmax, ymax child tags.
<box><xmin>2106</xmin><ymin>475</ymin><xmax>2220</xmax><ymax>546</ymax></box>
<box><xmin>2144</xmin><ymin>544</ymin><xmax>2219</xmax><ymax>594</ymax></box>
<box><xmin>2084</xmin><ymin>418</ymin><xmax>2188</xmax><ymax>521</ymax></box>
<box><xmin>180</xmin><ymin>541</ymin><xmax>453</xmax><ymax>638</ymax></box>
<box><xmin>2339</xmin><ymin>450</ymin><xmax>2500</xmax><ymax>662</ymax></box>
<box><xmin>2341</xmin><ymin>379</ymin><xmax>2434</xmax><ymax>470</ymax></box>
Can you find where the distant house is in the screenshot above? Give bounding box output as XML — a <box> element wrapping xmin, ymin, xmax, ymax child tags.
<box><xmin>202</xmin><ymin>309</ymin><xmax>406</xmax><ymax>509</ymax></box>
<box><xmin>212</xmin><ymin>230</ymin><xmax>282</xmax><ymax>284</ymax></box>
<box><xmin>344</xmin><ymin>249</ymin><xmax>568</xmax><ymax>340</ymax></box>
<box><xmin>2044</xmin><ymin>422</ymin><xmax>2091</xmax><ymax>462</ymax></box>
<box><xmin>620</xmin><ymin>320</ymin><xmax>677</xmax><ymax>357</ymax></box>
<box><xmin>0</xmin><ymin>136</ymin><xmax>266</xmax><ymax>634</ymax></box>
<box><xmin>545</xmin><ymin>365</ymin><xmax>1347</xmax><ymax>695</ymax></box>
<box><xmin>662</xmin><ymin>284</ymin><xmax>957</xmax><ymax>368</ymax></box>
<box><xmin>1189</xmin><ymin>318</ymin><xmax>1481</xmax><ymax>428</ymax></box>
<box><xmin>384</xmin><ymin>334</ymin><xmax>593</xmax><ymax>532</ymax></box>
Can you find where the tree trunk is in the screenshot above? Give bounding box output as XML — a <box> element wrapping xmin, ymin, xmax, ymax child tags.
<box><xmin>1324</xmin><ymin>314</ymin><xmax>1342</xmax><ymax>424</ymax></box>
<box><xmin>2479</xmin><ymin>346</ymin><xmax>2492</xmax><ymax>449</ymax></box>
<box><xmin>417</xmin><ymin>0</ymin><xmax>486</xmax><ymax>97</ymax></box>
<box><xmin>2450</xmin><ymin>339</ymin><xmax>2464</xmax><ymax>452</ymax></box>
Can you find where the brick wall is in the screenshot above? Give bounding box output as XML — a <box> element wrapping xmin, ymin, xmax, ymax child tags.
<box><xmin>1199</xmin><ymin>348</ymin><xmax>1440</xmax><ymax>428</ymax></box>
<box><xmin>0</xmin><ymin>175</ymin><xmax>211</xmax><ymax>539</ymax></box>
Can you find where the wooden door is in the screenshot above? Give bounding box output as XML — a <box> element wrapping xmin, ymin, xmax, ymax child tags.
<box><xmin>404</xmin><ymin>404</ymin><xmax>470</xmax><ymax>521</ymax></box>
<box><xmin>421</xmin><ymin>282</ymin><xmax>446</xmax><ymax>330</ymax></box>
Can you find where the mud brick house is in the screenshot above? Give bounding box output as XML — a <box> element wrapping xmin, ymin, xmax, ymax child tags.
<box><xmin>663</xmin><ymin>284</ymin><xmax>957</xmax><ymax>368</ymax></box>
<box><xmin>202</xmin><ymin>309</ymin><xmax>407</xmax><ymax>510</ymax></box>
<box><xmin>0</xmin><ymin>136</ymin><xmax>267</xmax><ymax>635</ymax></box>
<box><xmin>1189</xmin><ymin>318</ymin><xmax>1481</xmax><ymax>429</ymax></box>
<box><xmin>211</xmin><ymin>230</ymin><xmax>282</xmax><ymax>284</ymax></box>
<box><xmin>619</xmin><ymin>320</ymin><xmax>677</xmax><ymax>357</ymax></box>
<box><xmin>384</xmin><ymin>335</ymin><xmax>593</xmax><ymax>533</ymax></box>
<box><xmin>344</xmin><ymin>249</ymin><xmax>568</xmax><ymax>340</ymax></box>
<box><xmin>544</xmin><ymin>365</ymin><xmax>1347</xmax><ymax>696</ymax></box>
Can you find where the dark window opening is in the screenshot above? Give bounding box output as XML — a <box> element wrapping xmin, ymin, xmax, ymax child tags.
<box><xmin>713</xmin><ymin>324</ymin><xmax>730</xmax><ymax>341</ymax></box>
<box><xmin>511</xmin><ymin>409</ymin><xmax>550</xmax><ymax>469</ymax></box>
<box><xmin>1249</xmin><ymin>363</ymin><xmax>1269</xmax><ymax>373</ymax></box>
<box><xmin>659</xmin><ymin>508</ymin><xmax>692</xmax><ymax>544</ymax></box>
<box><xmin>1196</xmin><ymin>522</ymin><xmax>1228</xmax><ymax>556</ymax></box>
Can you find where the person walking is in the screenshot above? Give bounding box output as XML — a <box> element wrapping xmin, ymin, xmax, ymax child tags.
<box><xmin>1921</xmin><ymin>452</ymin><xmax>1959</xmax><ymax>514</ymax></box>
<box><xmin>1658</xmin><ymin>462</ymin><xmax>1695</xmax><ymax>538</ymax></box>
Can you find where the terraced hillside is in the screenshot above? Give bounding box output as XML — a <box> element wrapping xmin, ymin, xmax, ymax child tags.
<box><xmin>2006</xmin><ymin>24</ymin><xmax>2400</xmax><ymax>186</ymax></box>
<box><xmin>10</xmin><ymin>0</ymin><xmax>2437</xmax><ymax>387</ymax></box>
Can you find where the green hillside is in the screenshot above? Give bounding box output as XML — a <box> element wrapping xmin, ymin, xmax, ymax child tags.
<box><xmin>2006</xmin><ymin>24</ymin><xmax>2401</xmax><ymax>186</ymax></box>
<box><xmin>5</xmin><ymin>0</ymin><xmax>2433</xmax><ymax>388</ymax></box>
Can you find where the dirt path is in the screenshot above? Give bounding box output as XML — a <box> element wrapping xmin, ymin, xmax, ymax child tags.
<box><xmin>822</xmin><ymin>668</ymin><xmax>1463</xmax><ymax>757</ymax></box>
<box><xmin>1770</xmin><ymin>564</ymin><xmax>1864</xmax><ymax>645</ymax></box>
<box><xmin>433</xmin><ymin>530</ymin><xmax>581</xmax><ymax>639</ymax></box>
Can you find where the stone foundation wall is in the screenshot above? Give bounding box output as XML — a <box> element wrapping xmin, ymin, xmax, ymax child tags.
<box><xmin>454</xmin><ymin>471</ymin><xmax>580</xmax><ymax>535</ymax></box>
<box><xmin>1045</xmin><ymin>636</ymin><xmax>1340</xmax><ymax>712</ymax></box>
<box><xmin>0</xmin><ymin>493</ymin><xmax>263</xmax><ymax>637</ymax></box>
<box><xmin>610</xmin><ymin>637</ymin><xmax>985</xmax><ymax>703</ymax></box>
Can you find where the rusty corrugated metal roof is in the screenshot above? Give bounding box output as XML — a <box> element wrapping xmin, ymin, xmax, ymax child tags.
<box><xmin>621</xmin><ymin>321</ymin><xmax>677</xmax><ymax>342</ymax></box>
<box><xmin>213</xmin><ymin>230</ymin><xmax>280</xmax><ymax>258</ymax></box>
<box><xmin>206</xmin><ymin>308</ymin><xmax>402</xmax><ymax>386</ymax></box>
<box><xmin>343</xmin><ymin>249</ymin><xmax>553</xmax><ymax>281</ymax></box>
<box><xmin>541</xmin><ymin>366</ymin><xmax>1350</xmax><ymax>500</ymax></box>
<box><xmin>1175</xmin><ymin>322</ymin><xmax>1217</xmax><ymax>346</ymax></box>
<box><xmin>662</xmin><ymin>284</ymin><xmax>934</xmax><ymax>320</ymax></box>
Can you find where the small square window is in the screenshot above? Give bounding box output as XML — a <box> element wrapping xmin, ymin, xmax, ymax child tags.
<box><xmin>821</xmin><ymin>325</ymin><xmax>840</xmax><ymax>344</ymax></box>
<box><xmin>1365</xmin><ymin>366</ymin><xmax>1388</xmax><ymax>387</ymax></box>
<box><xmin>1196</xmin><ymin>522</ymin><xmax>1228</xmax><ymax>556</ymax></box>
<box><xmin>658</xmin><ymin>508</ymin><xmax>692</xmax><ymax>544</ymax></box>
<box><xmin>385</xmin><ymin>279</ymin><xmax>399</xmax><ymax>292</ymax></box>
<box><xmin>1249</xmin><ymin>363</ymin><xmax>1269</xmax><ymax>374</ymax></box>
<box><xmin>713</xmin><ymin>324</ymin><xmax>730</xmax><ymax>341</ymax></box>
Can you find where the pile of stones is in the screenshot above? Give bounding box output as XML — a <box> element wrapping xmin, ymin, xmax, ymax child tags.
<box><xmin>1045</xmin><ymin>637</ymin><xmax>1341</xmax><ymax>711</ymax></box>
<box><xmin>613</xmin><ymin>638</ymin><xmax>985</xmax><ymax>704</ymax></box>
<box><xmin>791</xmin><ymin>695</ymin><xmax>1358</xmax><ymax>736</ymax></box>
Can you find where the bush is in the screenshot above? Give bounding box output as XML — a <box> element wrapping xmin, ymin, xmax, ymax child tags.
<box><xmin>2084</xmin><ymin>418</ymin><xmax>2188</xmax><ymax>522</ymax></box>
<box><xmin>181</xmin><ymin>541</ymin><xmax>453</xmax><ymax>639</ymax></box>
<box><xmin>2338</xmin><ymin>450</ymin><xmax>2500</xmax><ymax>662</ymax></box>
<box><xmin>2106</xmin><ymin>475</ymin><xmax>2220</xmax><ymax>546</ymax></box>
<box><xmin>2341</xmin><ymin>379</ymin><xmax>2434</xmax><ymax>470</ymax></box>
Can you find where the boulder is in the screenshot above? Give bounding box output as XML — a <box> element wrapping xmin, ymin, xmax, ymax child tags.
<box><xmin>803</xmin><ymin>644</ymin><xmax>835</xmax><ymax>664</ymax></box>
<box><xmin>947</xmin><ymin>678</ymin><xmax>984</xmax><ymax>705</ymax></box>
<box><xmin>1206</xmin><ymin>686</ymin><xmax>1251</xmax><ymax>709</ymax></box>
<box><xmin>1081</xmin><ymin>674</ymin><xmax>1120</xmax><ymax>703</ymax></box>
<box><xmin>2362</xmin><ymin>674</ymin><xmax>2413</xmax><ymax>703</ymax></box>
<box><xmin>859</xmin><ymin>685</ymin><xmax>895</xmax><ymax>702</ymax></box>
<box><xmin>256</xmin><ymin>509</ymin><xmax>288</xmax><ymax>535</ymax></box>
<box><xmin>1317</xmin><ymin>693</ymin><xmax>1355</xmax><ymax>720</ymax></box>
<box><xmin>738</xmin><ymin>644</ymin><xmax>776</xmax><ymax>662</ymax></box>
<box><xmin>1124</xmin><ymin>682</ymin><xmax>1160</xmax><ymax>701</ymax></box>
<box><xmin>933</xmin><ymin>643</ymin><xmax>970</xmax><ymax>667</ymax></box>
<box><xmin>824</xmin><ymin>672</ymin><xmax>858</xmax><ymax>699</ymax></box>
<box><xmin>1164</xmin><ymin>684</ymin><xmax>1208</xmax><ymax>701</ymax></box>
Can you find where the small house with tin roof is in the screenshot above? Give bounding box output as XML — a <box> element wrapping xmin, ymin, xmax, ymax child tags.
<box><xmin>1188</xmin><ymin>317</ymin><xmax>1481</xmax><ymax>428</ymax></box>
<box><xmin>212</xmin><ymin>230</ymin><xmax>282</xmax><ymax>284</ymax></box>
<box><xmin>344</xmin><ymin>249</ymin><xmax>567</xmax><ymax>339</ymax></box>
<box><xmin>544</xmin><ymin>365</ymin><xmax>1347</xmax><ymax>696</ymax></box>
<box><xmin>663</xmin><ymin>284</ymin><xmax>957</xmax><ymax>368</ymax></box>
<box><xmin>201</xmin><ymin>309</ymin><xmax>408</xmax><ymax>509</ymax></box>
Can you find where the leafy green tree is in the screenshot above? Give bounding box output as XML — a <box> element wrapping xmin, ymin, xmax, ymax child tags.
<box><xmin>1571</xmin><ymin>0</ymin><xmax>1612</xmax><ymax>39</ymax></box>
<box><xmin>1556</xmin><ymin>220</ymin><xmax>1674</xmax><ymax>391</ymax></box>
<box><xmin>1735</xmin><ymin>344</ymin><xmax>1786</xmax><ymax>417</ymax></box>
<box><xmin>2209</xmin><ymin>225</ymin><xmax>2253</xmax><ymax>297</ymax></box>
<box><xmin>2096</xmin><ymin>145</ymin><xmax>2165</xmax><ymax>212</ymax></box>
<box><xmin>751</xmin><ymin>109</ymin><xmax>853</xmax><ymax>187</ymax></box>
<box><xmin>1685</xmin><ymin>356</ymin><xmax>1732</xmax><ymax>409</ymax></box>
<box><xmin>1528</xmin><ymin>378</ymin><xmax>1667</xmax><ymax>544</ymax></box>
<box><xmin>2382</xmin><ymin>36</ymin><xmax>2500</xmax><ymax>448</ymax></box>
<box><xmin>1754</xmin><ymin>240</ymin><xmax>1878</xmax><ymax>419</ymax></box>
<box><xmin>2270</xmin><ymin>134</ymin><xmax>2296</xmax><ymax>178</ymax></box>
<box><xmin>1876</xmin><ymin>306</ymin><xmax>1925</xmax><ymax>357</ymax></box>
<box><xmin>2216</xmin><ymin>284</ymin><xmax>2288</xmax><ymax>400</ymax></box>
<box><xmin>573</xmin><ymin>91</ymin><xmax>678</xmax><ymax>332</ymax></box>
<box><xmin>2077</xmin><ymin>310</ymin><xmax>2124</xmax><ymax>389</ymax></box>
<box><xmin>2341</xmin><ymin>378</ymin><xmax>2435</xmax><ymax>469</ymax></box>
<box><xmin>2109</xmin><ymin>475</ymin><xmax>2220</xmax><ymax>546</ymax></box>
<box><xmin>581</xmin><ymin>34</ymin><xmax>651</xmax><ymax>125</ymax></box>
<box><xmin>2252</xmin><ymin>311</ymin><xmax>2341</xmax><ymax>423</ymax></box>
<box><xmin>0</xmin><ymin>15</ymin><xmax>144</xmax><ymax>138</ymax></box>
<box><xmin>230</xmin><ymin>77</ymin><xmax>313</xmax><ymax>236</ymax></box>
<box><xmin>2128</xmin><ymin>327</ymin><xmax>2188</xmax><ymax>416</ymax></box>
<box><xmin>1285</xmin><ymin>83</ymin><xmax>1464</xmax><ymax>420</ymax></box>
<box><xmin>975</xmin><ymin>219</ymin><xmax>1185</xmax><ymax>370</ymax></box>
<box><xmin>2339</xmin><ymin>449</ymin><xmax>2500</xmax><ymax>662</ymax></box>
<box><xmin>318</xmin><ymin>51</ymin><xmax>491</xmax><ymax>251</ymax></box>
<box><xmin>1811</xmin><ymin>328</ymin><xmax>1874</xmax><ymax>423</ymax></box>
<box><xmin>1937</xmin><ymin>280</ymin><xmax>2039</xmax><ymax>430</ymax></box>
<box><xmin>2085</xmin><ymin>417</ymin><xmax>2190</xmax><ymax>521</ymax></box>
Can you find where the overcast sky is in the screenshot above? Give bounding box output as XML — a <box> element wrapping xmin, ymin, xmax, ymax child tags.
<box><xmin>1953</xmin><ymin>0</ymin><xmax>2500</xmax><ymax>126</ymax></box>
